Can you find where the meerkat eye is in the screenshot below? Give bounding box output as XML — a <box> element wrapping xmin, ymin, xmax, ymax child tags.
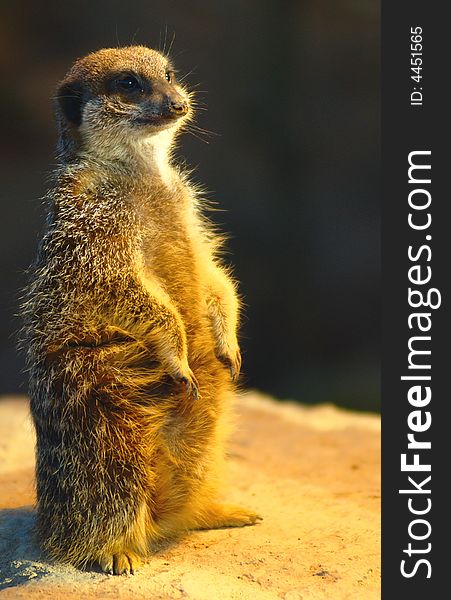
<box><xmin>165</xmin><ymin>71</ymin><xmax>174</xmax><ymax>83</ymax></box>
<box><xmin>115</xmin><ymin>75</ymin><xmax>141</xmax><ymax>92</ymax></box>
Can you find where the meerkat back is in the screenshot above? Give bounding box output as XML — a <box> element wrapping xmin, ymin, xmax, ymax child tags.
<box><xmin>20</xmin><ymin>46</ymin><xmax>260</xmax><ymax>575</ymax></box>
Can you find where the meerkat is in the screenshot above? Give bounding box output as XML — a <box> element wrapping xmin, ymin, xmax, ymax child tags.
<box><xmin>20</xmin><ymin>45</ymin><xmax>260</xmax><ymax>575</ymax></box>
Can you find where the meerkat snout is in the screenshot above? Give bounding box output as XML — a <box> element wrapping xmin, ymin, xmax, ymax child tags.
<box><xmin>131</xmin><ymin>77</ymin><xmax>189</xmax><ymax>125</ymax></box>
<box><xmin>168</xmin><ymin>95</ymin><xmax>189</xmax><ymax>116</ymax></box>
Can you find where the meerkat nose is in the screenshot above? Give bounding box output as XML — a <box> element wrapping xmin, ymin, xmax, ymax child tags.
<box><xmin>169</xmin><ymin>98</ymin><xmax>188</xmax><ymax>115</ymax></box>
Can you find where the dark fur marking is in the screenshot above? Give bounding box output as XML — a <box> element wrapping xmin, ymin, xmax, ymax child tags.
<box><xmin>57</xmin><ymin>81</ymin><xmax>84</xmax><ymax>126</ymax></box>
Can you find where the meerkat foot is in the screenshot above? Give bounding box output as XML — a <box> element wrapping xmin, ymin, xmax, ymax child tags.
<box><xmin>195</xmin><ymin>502</ymin><xmax>262</xmax><ymax>529</ymax></box>
<box><xmin>99</xmin><ymin>551</ymin><xmax>141</xmax><ymax>575</ymax></box>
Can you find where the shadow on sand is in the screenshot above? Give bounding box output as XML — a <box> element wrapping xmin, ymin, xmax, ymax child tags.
<box><xmin>0</xmin><ymin>506</ymin><xmax>184</xmax><ymax>591</ymax></box>
<box><xmin>0</xmin><ymin>507</ymin><xmax>50</xmax><ymax>591</ymax></box>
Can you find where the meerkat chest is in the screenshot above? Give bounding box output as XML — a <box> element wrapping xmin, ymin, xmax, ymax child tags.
<box><xmin>136</xmin><ymin>187</ymin><xmax>204</xmax><ymax>318</ymax></box>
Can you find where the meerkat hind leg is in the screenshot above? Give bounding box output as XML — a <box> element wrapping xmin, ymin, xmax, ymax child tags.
<box><xmin>194</xmin><ymin>502</ymin><xmax>262</xmax><ymax>530</ymax></box>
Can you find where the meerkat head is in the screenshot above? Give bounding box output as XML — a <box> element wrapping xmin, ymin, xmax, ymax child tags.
<box><xmin>55</xmin><ymin>46</ymin><xmax>192</xmax><ymax>167</ymax></box>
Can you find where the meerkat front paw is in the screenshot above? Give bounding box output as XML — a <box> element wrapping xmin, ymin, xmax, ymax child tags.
<box><xmin>216</xmin><ymin>346</ymin><xmax>241</xmax><ymax>382</ymax></box>
<box><xmin>99</xmin><ymin>551</ymin><xmax>141</xmax><ymax>575</ymax></box>
<box><xmin>175</xmin><ymin>367</ymin><xmax>199</xmax><ymax>400</ymax></box>
<box><xmin>169</xmin><ymin>358</ymin><xmax>200</xmax><ymax>400</ymax></box>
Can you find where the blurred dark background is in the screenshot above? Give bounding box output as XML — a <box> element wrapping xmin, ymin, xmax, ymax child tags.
<box><xmin>0</xmin><ymin>0</ymin><xmax>379</xmax><ymax>411</ymax></box>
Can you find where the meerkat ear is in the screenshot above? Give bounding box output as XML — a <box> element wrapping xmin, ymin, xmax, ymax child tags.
<box><xmin>57</xmin><ymin>81</ymin><xmax>85</xmax><ymax>126</ymax></box>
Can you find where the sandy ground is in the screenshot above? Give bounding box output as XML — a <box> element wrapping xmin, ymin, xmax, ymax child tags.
<box><xmin>0</xmin><ymin>392</ymin><xmax>380</xmax><ymax>599</ymax></box>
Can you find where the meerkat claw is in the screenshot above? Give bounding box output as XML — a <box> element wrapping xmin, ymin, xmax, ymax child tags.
<box><xmin>191</xmin><ymin>382</ymin><xmax>199</xmax><ymax>401</ymax></box>
<box><xmin>178</xmin><ymin>370</ymin><xmax>200</xmax><ymax>400</ymax></box>
<box><xmin>217</xmin><ymin>350</ymin><xmax>241</xmax><ymax>382</ymax></box>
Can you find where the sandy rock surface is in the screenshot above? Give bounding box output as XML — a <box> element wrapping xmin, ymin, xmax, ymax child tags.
<box><xmin>0</xmin><ymin>392</ymin><xmax>380</xmax><ymax>599</ymax></box>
